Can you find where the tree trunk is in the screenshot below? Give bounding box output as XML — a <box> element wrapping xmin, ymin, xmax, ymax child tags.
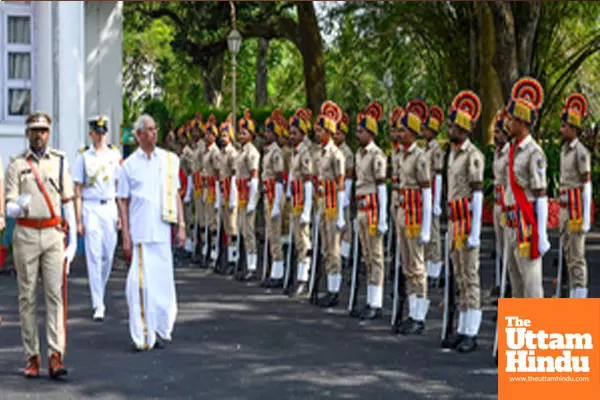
<box><xmin>296</xmin><ymin>2</ymin><xmax>326</xmax><ymax>115</ymax></box>
<box><xmin>478</xmin><ymin>3</ymin><xmax>506</xmax><ymax>146</ymax></box>
<box><xmin>255</xmin><ymin>38</ymin><xmax>270</xmax><ymax>107</ymax></box>
<box><xmin>488</xmin><ymin>2</ymin><xmax>519</xmax><ymax>100</ymax></box>
<box><xmin>202</xmin><ymin>53</ymin><xmax>224</xmax><ymax>107</ymax></box>
<box><xmin>515</xmin><ymin>2</ymin><xmax>541</xmax><ymax>75</ymax></box>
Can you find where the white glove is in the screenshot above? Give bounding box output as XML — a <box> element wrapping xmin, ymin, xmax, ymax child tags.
<box><xmin>63</xmin><ymin>202</ymin><xmax>78</xmax><ymax>274</ymax></box>
<box><xmin>536</xmin><ymin>196</ymin><xmax>550</xmax><ymax>256</ymax></box>
<box><xmin>229</xmin><ymin>176</ymin><xmax>238</xmax><ymax>211</ymax></box>
<box><xmin>336</xmin><ymin>191</ymin><xmax>346</xmax><ymax>230</ymax></box>
<box><xmin>300</xmin><ymin>182</ymin><xmax>313</xmax><ymax>225</ymax></box>
<box><xmin>344</xmin><ymin>179</ymin><xmax>353</xmax><ymax>208</ymax></box>
<box><xmin>377</xmin><ymin>184</ymin><xmax>388</xmax><ymax>235</ymax></box>
<box><xmin>184</xmin><ymin>175</ymin><xmax>193</xmax><ymax>204</ymax></box>
<box><xmin>6</xmin><ymin>194</ymin><xmax>32</xmax><ymax>218</ymax></box>
<box><xmin>433</xmin><ymin>174</ymin><xmax>442</xmax><ymax>217</ymax></box>
<box><xmin>286</xmin><ymin>173</ymin><xmax>293</xmax><ymax>199</ymax></box>
<box><xmin>419</xmin><ymin>187</ymin><xmax>432</xmax><ymax>245</ymax></box>
<box><xmin>214</xmin><ymin>181</ymin><xmax>221</xmax><ymax>210</ymax></box>
<box><xmin>247</xmin><ymin>178</ymin><xmax>258</xmax><ymax>214</ymax></box>
<box><xmin>583</xmin><ymin>181</ymin><xmax>592</xmax><ymax>233</ymax></box>
<box><xmin>467</xmin><ymin>191</ymin><xmax>483</xmax><ymax>248</ymax></box>
<box><xmin>270</xmin><ymin>182</ymin><xmax>283</xmax><ymax>219</ymax></box>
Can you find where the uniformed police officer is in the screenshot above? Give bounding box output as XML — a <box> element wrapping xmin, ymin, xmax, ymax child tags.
<box><xmin>443</xmin><ymin>91</ymin><xmax>485</xmax><ymax>352</ymax></box>
<box><xmin>389</xmin><ymin>107</ymin><xmax>404</xmax><ymax>235</ymax></box>
<box><xmin>235</xmin><ymin>109</ymin><xmax>261</xmax><ymax>281</ymax></box>
<box><xmin>395</xmin><ymin>101</ymin><xmax>433</xmax><ymax>334</ymax></box>
<box><xmin>5</xmin><ymin>111</ymin><xmax>77</xmax><ymax>379</ymax></box>
<box><xmin>202</xmin><ymin>115</ymin><xmax>222</xmax><ymax>269</ymax></box>
<box><xmin>73</xmin><ymin>116</ymin><xmax>122</xmax><ymax>322</ymax></box>
<box><xmin>287</xmin><ymin>109</ymin><xmax>314</xmax><ymax>296</ymax></box>
<box><xmin>423</xmin><ymin>106</ymin><xmax>445</xmax><ymax>284</ymax></box>
<box><xmin>191</xmin><ymin>112</ymin><xmax>208</xmax><ymax>264</ymax></box>
<box><xmin>504</xmin><ymin>77</ymin><xmax>550</xmax><ymax>298</ymax></box>
<box><xmin>333</xmin><ymin>112</ymin><xmax>354</xmax><ymax>266</ymax></box>
<box><xmin>261</xmin><ymin>110</ymin><xmax>287</xmax><ymax>288</ymax></box>
<box><xmin>315</xmin><ymin>102</ymin><xmax>346</xmax><ymax>308</ymax></box>
<box><xmin>218</xmin><ymin>117</ymin><xmax>240</xmax><ymax>274</ymax></box>
<box><xmin>180</xmin><ymin>124</ymin><xmax>197</xmax><ymax>254</ymax></box>
<box><xmin>559</xmin><ymin>94</ymin><xmax>592</xmax><ymax>298</ymax></box>
<box><xmin>353</xmin><ymin>102</ymin><xmax>388</xmax><ymax>321</ymax></box>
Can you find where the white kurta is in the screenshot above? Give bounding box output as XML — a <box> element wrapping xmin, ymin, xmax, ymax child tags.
<box><xmin>117</xmin><ymin>148</ymin><xmax>180</xmax><ymax>349</ymax></box>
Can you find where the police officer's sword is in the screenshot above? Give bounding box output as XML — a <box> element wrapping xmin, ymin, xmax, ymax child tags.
<box><xmin>235</xmin><ymin>212</ymin><xmax>241</xmax><ymax>275</ymax></box>
<box><xmin>441</xmin><ymin>231</ymin><xmax>456</xmax><ymax>344</ymax></box>
<box><xmin>554</xmin><ymin>237</ymin><xmax>564</xmax><ymax>298</ymax></box>
<box><xmin>347</xmin><ymin>218</ymin><xmax>360</xmax><ymax>313</ymax></box>
<box><xmin>308</xmin><ymin>211</ymin><xmax>320</xmax><ymax>300</ymax></box>
<box><xmin>192</xmin><ymin>206</ymin><xmax>199</xmax><ymax>263</ymax></box>
<box><xmin>283</xmin><ymin>211</ymin><xmax>294</xmax><ymax>291</ymax></box>
<box><xmin>261</xmin><ymin>224</ymin><xmax>269</xmax><ymax>283</ymax></box>
<box><xmin>493</xmin><ymin>238</ymin><xmax>510</xmax><ymax>361</ymax></box>
<box><xmin>213</xmin><ymin>207</ymin><xmax>222</xmax><ymax>268</ymax></box>
<box><xmin>390</xmin><ymin>233</ymin><xmax>401</xmax><ymax>326</ymax></box>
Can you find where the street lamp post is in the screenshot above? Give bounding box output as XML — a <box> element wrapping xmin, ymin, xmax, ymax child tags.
<box><xmin>228</xmin><ymin>28</ymin><xmax>242</xmax><ymax>134</ymax></box>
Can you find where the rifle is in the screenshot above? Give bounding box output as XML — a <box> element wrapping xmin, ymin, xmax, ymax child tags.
<box><xmin>391</xmin><ymin>232</ymin><xmax>406</xmax><ymax>331</ymax></box>
<box><xmin>492</xmin><ymin>237</ymin><xmax>510</xmax><ymax>363</ymax></box>
<box><xmin>212</xmin><ymin>206</ymin><xmax>222</xmax><ymax>269</ymax></box>
<box><xmin>308</xmin><ymin>211</ymin><xmax>321</xmax><ymax>304</ymax></box>
<box><xmin>283</xmin><ymin>211</ymin><xmax>294</xmax><ymax>292</ymax></box>
<box><xmin>347</xmin><ymin>218</ymin><xmax>360</xmax><ymax>313</ymax></box>
<box><xmin>440</xmin><ymin>231</ymin><xmax>456</xmax><ymax>347</ymax></box>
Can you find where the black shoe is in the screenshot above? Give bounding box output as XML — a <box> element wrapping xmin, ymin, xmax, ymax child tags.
<box><xmin>350</xmin><ymin>304</ymin><xmax>368</xmax><ymax>318</ymax></box>
<box><xmin>261</xmin><ymin>278</ymin><xmax>283</xmax><ymax>289</ymax></box>
<box><xmin>456</xmin><ymin>336</ymin><xmax>478</xmax><ymax>353</ymax></box>
<box><xmin>489</xmin><ymin>286</ymin><xmax>500</xmax><ymax>298</ymax></box>
<box><xmin>441</xmin><ymin>334</ymin><xmax>466</xmax><ymax>349</ymax></box>
<box><xmin>318</xmin><ymin>292</ymin><xmax>339</xmax><ymax>308</ymax></box>
<box><xmin>225</xmin><ymin>263</ymin><xmax>235</xmax><ymax>275</ymax></box>
<box><xmin>398</xmin><ymin>318</ymin><xmax>425</xmax><ymax>335</ymax></box>
<box><xmin>359</xmin><ymin>306</ymin><xmax>382</xmax><ymax>321</ymax></box>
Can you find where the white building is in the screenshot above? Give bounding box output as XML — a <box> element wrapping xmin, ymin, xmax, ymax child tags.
<box><xmin>0</xmin><ymin>1</ymin><xmax>123</xmax><ymax>169</ymax></box>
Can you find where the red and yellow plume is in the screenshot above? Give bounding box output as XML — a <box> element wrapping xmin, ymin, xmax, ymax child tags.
<box><xmin>318</xmin><ymin>101</ymin><xmax>342</xmax><ymax>134</ymax></box>
<box><xmin>425</xmin><ymin>105</ymin><xmax>444</xmax><ymax>133</ymax></box>
<box><xmin>358</xmin><ymin>101</ymin><xmax>383</xmax><ymax>135</ymax></box>
<box><xmin>389</xmin><ymin>106</ymin><xmax>404</xmax><ymax>129</ymax></box>
<box><xmin>339</xmin><ymin>112</ymin><xmax>350</xmax><ymax>135</ymax></box>
<box><xmin>562</xmin><ymin>93</ymin><xmax>587</xmax><ymax>129</ymax></box>
<box><xmin>204</xmin><ymin>114</ymin><xmax>218</xmax><ymax>136</ymax></box>
<box><xmin>507</xmin><ymin>77</ymin><xmax>544</xmax><ymax>126</ymax></box>
<box><xmin>239</xmin><ymin>108</ymin><xmax>256</xmax><ymax>134</ymax></box>
<box><xmin>400</xmin><ymin>100</ymin><xmax>428</xmax><ymax>135</ymax></box>
<box><xmin>448</xmin><ymin>90</ymin><xmax>481</xmax><ymax>133</ymax></box>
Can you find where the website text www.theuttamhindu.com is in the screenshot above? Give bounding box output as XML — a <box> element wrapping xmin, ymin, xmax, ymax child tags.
<box><xmin>508</xmin><ymin>376</ymin><xmax>590</xmax><ymax>383</ymax></box>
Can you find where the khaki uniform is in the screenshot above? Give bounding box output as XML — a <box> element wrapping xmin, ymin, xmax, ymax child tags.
<box><xmin>447</xmin><ymin>139</ymin><xmax>484</xmax><ymax>311</ymax></box>
<box><xmin>236</xmin><ymin>142</ymin><xmax>261</xmax><ymax>258</ymax></box>
<box><xmin>397</xmin><ymin>142</ymin><xmax>430</xmax><ymax>298</ymax></box>
<box><xmin>202</xmin><ymin>142</ymin><xmax>221</xmax><ymax>234</ymax></box>
<box><xmin>493</xmin><ymin>143</ymin><xmax>510</xmax><ymax>279</ymax></box>
<box><xmin>355</xmin><ymin>142</ymin><xmax>387</xmax><ymax>289</ymax></box>
<box><xmin>317</xmin><ymin>141</ymin><xmax>345</xmax><ymax>277</ymax></box>
<box><xmin>339</xmin><ymin>142</ymin><xmax>354</xmax><ymax>256</ymax></box>
<box><xmin>503</xmin><ymin>135</ymin><xmax>547</xmax><ymax>298</ymax></box>
<box><xmin>192</xmin><ymin>139</ymin><xmax>207</xmax><ymax>248</ymax></box>
<box><xmin>424</xmin><ymin>139</ymin><xmax>444</xmax><ymax>266</ymax></box>
<box><xmin>559</xmin><ymin>138</ymin><xmax>590</xmax><ymax>290</ymax></box>
<box><xmin>219</xmin><ymin>143</ymin><xmax>239</xmax><ymax>239</ymax></box>
<box><xmin>181</xmin><ymin>144</ymin><xmax>196</xmax><ymax>240</ymax></box>
<box><xmin>262</xmin><ymin>142</ymin><xmax>285</xmax><ymax>265</ymax></box>
<box><xmin>290</xmin><ymin>137</ymin><xmax>314</xmax><ymax>277</ymax></box>
<box><xmin>281</xmin><ymin>146</ymin><xmax>293</xmax><ymax>241</ymax></box>
<box><xmin>5</xmin><ymin>147</ymin><xmax>74</xmax><ymax>360</ymax></box>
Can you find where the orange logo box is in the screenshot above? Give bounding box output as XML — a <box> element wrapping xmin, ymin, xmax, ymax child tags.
<box><xmin>498</xmin><ymin>298</ymin><xmax>600</xmax><ymax>400</ymax></box>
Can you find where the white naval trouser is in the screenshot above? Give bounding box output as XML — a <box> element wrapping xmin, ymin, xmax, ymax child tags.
<box><xmin>83</xmin><ymin>200</ymin><xmax>118</xmax><ymax>311</ymax></box>
<box><xmin>126</xmin><ymin>242</ymin><xmax>178</xmax><ymax>349</ymax></box>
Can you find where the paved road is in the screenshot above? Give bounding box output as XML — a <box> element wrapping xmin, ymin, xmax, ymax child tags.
<box><xmin>0</xmin><ymin>227</ymin><xmax>598</xmax><ymax>400</ymax></box>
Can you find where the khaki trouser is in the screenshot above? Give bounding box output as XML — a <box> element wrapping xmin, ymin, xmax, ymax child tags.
<box><xmin>398</xmin><ymin>226</ymin><xmax>426</xmax><ymax>298</ymax></box>
<box><xmin>205</xmin><ymin>199</ymin><xmax>219</xmax><ymax>233</ymax></box>
<box><xmin>281</xmin><ymin>198</ymin><xmax>291</xmax><ymax>238</ymax></box>
<box><xmin>504</xmin><ymin>227</ymin><xmax>543</xmax><ymax>298</ymax></box>
<box><xmin>222</xmin><ymin>204</ymin><xmax>238</xmax><ymax>239</ymax></box>
<box><xmin>240</xmin><ymin>206</ymin><xmax>256</xmax><ymax>254</ymax></box>
<box><xmin>340</xmin><ymin>207</ymin><xmax>352</xmax><ymax>249</ymax></box>
<box><xmin>265</xmin><ymin>199</ymin><xmax>283</xmax><ymax>262</ymax></box>
<box><xmin>184</xmin><ymin>201</ymin><xmax>194</xmax><ymax>240</ymax></box>
<box><xmin>424</xmin><ymin>216</ymin><xmax>441</xmax><ymax>263</ymax></box>
<box><xmin>559</xmin><ymin>208</ymin><xmax>587</xmax><ymax>289</ymax></box>
<box><xmin>321</xmin><ymin>215</ymin><xmax>341</xmax><ymax>275</ymax></box>
<box><xmin>13</xmin><ymin>225</ymin><xmax>66</xmax><ymax>360</ymax></box>
<box><xmin>357</xmin><ymin>209</ymin><xmax>384</xmax><ymax>287</ymax></box>
<box><xmin>449</xmin><ymin>220</ymin><xmax>481</xmax><ymax>311</ymax></box>
<box><xmin>293</xmin><ymin>214</ymin><xmax>311</xmax><ymax>265</ymax></box>
<box><xmin>194</xmin><ymin>194</ymin><xmax>205</xmax><ymax>245</ymax></box>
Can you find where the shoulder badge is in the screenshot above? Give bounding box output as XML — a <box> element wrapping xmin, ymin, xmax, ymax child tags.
<box><xmin>79</xmin><ymin>146</ymin><xmax>89</xmax><ymax>153</ymax></box>
<box><xmin>49</xmin><ymin>148</ymin><xmax>66</xmax><ymax>158</ymax></box>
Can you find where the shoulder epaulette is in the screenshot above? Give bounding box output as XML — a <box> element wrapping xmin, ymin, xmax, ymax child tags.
<box><xmin>49</xmin><ymin>148</ymin><xmax>66</xmax><ymax>158</ymax></box>
<box><xmin>79</xmin><ymin>146</ymin><xmax>89</xmax><ymax>153</ymax></box>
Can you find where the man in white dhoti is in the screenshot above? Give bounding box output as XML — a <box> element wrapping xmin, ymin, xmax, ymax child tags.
<box><xmin>117</xmin><ymin>114</ymin><xmax>186</xmax><ymax>351</ymax></box>
<box><xmin>74</xmin><ymin>116</ymin><xmax>122</xmax><ymax>322</ymax></box>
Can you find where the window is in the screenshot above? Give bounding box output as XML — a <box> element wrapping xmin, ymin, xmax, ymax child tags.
<box><xmin>0</xmin><ymin>2</ymin><xmax>34</xmax><ymax>122</ymax></box>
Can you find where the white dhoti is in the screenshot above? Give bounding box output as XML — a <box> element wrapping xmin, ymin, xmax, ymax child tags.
<box><xmin>83</xmin><ymin>200</ymin><xmax>118</xmax><ymax>311</ymax></box>
<box><xmin>126</xmin><ymin>242</ymin><xmax>178</xmax><ymax>349</ymax></box>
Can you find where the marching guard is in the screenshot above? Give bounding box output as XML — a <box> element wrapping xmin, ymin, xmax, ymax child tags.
<box><xmin>287</xmin><ymin>109</ymin><xmax>315</xmax><ymax>296</ymax></box>
<box><xmin>5</xmin><ymin>111</ymin><xmax>77</xmax><ymax>378</ymax></box>
<box><xmin>353</xmin><ymin>102</ymin><xmax>388</xmax><ymax>320</ymax></box>
<box><xmin>73</xmin><ymin>116</ymin><xmax>122</xmax><ymax>322</ymax></box>
<box><xmin>444</xmin><ymin>91</ymin><xmax>485</xmax><ymax>352</ymax></box>
<box><xmin>235</xmin><ymin>110</ymin><xmax>261</xmax><ymax>280</ymax></box>
<box><xmin>395</xmin><ymin>100</ymin><xmax>433</xmax><ymax>333</ymax></box>
<box><xmin>422</xmin><ymin>106</ymin><xmax>445</xmax><ymax>284</ymax></box>
<box><xmin>314</xmin><ymin>101</ymin><xmax>346</xmax><ymax>307</ymax></box>
<box><xmin>559</xmin><ymin>94</ymin><xmax>592</xmax><ymax>298</ymax></box>
<box><xmin>504</xmin><ymin>77</ymin><xmax>550</xmax><ymax>298</ymax></box>
<box><xmin>201</xmin><ymin>115</ymin><xmax>222</xmax><ymax>269</ymax></box>
<box><xmin>261</xmin><ymin>110</ymin><xmax>287</xmax><ymax>288</ymax></box>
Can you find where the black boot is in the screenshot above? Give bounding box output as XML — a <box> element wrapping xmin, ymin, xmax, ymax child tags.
<box><xmin>441</xmin><ymin>333</ymin><xmax>466</xmax><ymax>349</ymax></box>
<box><xmin>318</xmin><ymin>292</ymin><xmax>339</xmax><ymax>308</ymax></box>
<box><xmin>456</xmin><ymin>336</ymin><xmax>478</xmax><ymax>353</ymax></box>
<box><xmin>359</xmin><ymin>306</ymin><xmax>382</xmax><ymax>321</ymax></box>
<box><xmin>398</xmin><ymin>318</ymin><xmax>425</xmax><ymax>335</ymax></box>
<box><xmin>350</xmin><ymin>304</ymin><xmax>368</xmax><ymax>318</ymax></box>
<box><xmin>261</xmin><ymin>278</ymin><xmax>283</xmax><ymax>289</ymax></box>
<box><xmin>239</xmin><ymin>270</ymin><xmax>257</xmax><ymax>282</ymax></box>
